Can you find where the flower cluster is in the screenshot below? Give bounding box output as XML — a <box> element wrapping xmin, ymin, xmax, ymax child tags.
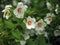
<box><xmin>2</xmin><ymin>2</ymin><xmax>57</xmax><ymax>45</ymax></box>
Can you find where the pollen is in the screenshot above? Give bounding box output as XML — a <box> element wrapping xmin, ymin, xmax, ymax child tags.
<box><xmin>48</xmin><ymin>17</ymin><xmax>52</xmax><ymax>21</ymax></box>
<box><xmin>18</xmin><ymin>8</ymin><xmax>22</xmax><ymax>13</ymax></box>
<box><xmin>6</xmin><ymin>12</ymin><xmax>11</xmax><ymax>16</ymax></box>
<box><xmin>38</xmin><ymin>22</ymin><xmax>42</xmax><ymax>27</ymax></box>
<box><xmin>27</xmin><ymin>21</ymin><xmax>32</xmax><ymax>25</ymax></box>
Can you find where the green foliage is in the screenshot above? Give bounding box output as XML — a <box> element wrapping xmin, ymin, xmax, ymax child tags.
<box><xmin>27</xmin><ymin>39</ymin><xmax>36</xmax><ymax>45</ymax></box>
<box><xmin>11</xmin><ymin>29</ymin><xmax>23</xmax><ymax>40</ymax></box>
<box><xmin>4</xmin><ymin>20</ymin><xmax>16</xmax><ymax>29</ymax></box>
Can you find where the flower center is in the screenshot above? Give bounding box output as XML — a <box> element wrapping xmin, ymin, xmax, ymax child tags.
<box><xmin>18</xmin><ymin>8</ymin><xmax>22</xmax><ymax>13</ymax></box>
<box><xmin>6</xmin><ymin>12</ymin><xmax>11</xmax><ymax>16</ymax></box>
<box><xmin>38</xmin><ymin>22</ymin><xmax>42</xmax><ymax>27</ymax></box>
<box><xmin>48</xmin><ymin>17</ymin><xmax>52</xmax><ymax>22</ymax></box>
<box><xmin>27</xmin><ymin>21</ymin><xmax>32</xmax><ymax>25</ymax></box>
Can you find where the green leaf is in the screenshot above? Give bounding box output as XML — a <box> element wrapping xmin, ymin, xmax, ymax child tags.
<box><xmin>20</xmin><ymin>22</ymin><xmax>26</xmax><ymax>30</ymax></box>
<box><xmin>38</xmin><ymin>35</ymin><xmax>47</xmax><ymax>45</ymax></box>
<box><xmin>5</xmin><ymin>20</ymin><xmax>15</xmax><ymax>29</ymax></box>
<box><xmin>11</xmin><ymin>29</ymin><xmax>23</xmax><ymax>40</ymax></box>
<box><xmin>0</xmin><ymin>18</ymin><xmax>3</xmax><ymax>27</ymax></box>
<box><xmin>0</xmin><ymin>38</ymin><xmax>4</xmax><ymax>45</ymax></box>
<box><xmin>27</xmin><ymin>39</ymin><xmax>36</xmax><ymax>45</ymax></box>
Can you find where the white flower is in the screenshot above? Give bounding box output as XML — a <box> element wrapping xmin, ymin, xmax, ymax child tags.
<box><xmin>46</xmin><ymin>2</ymin><xmax>53</xmax><ymax>10</ymax></box>
<box><xmin>15</xmin><ymin>40</ymin><xmax>26</xmax><ymax>45</ymax></box>
<box><xmin>55</xmin><ymin>4</ymin><xmax>59</xmax><ymax>14</ymax></box>
<box><xmin>44</xmin><ymin>32</ymin><xmax>48</xmax><ymax>38</ymax></box>
<box><xmin>44</xmin><ymin>13</ymin><xmax>55</xmax><ymax>24</ymax></box>
<box><xmin>35</xmin><ymin>19</ymin><xmax>46</xmax><ymax>30</ymax></box>
<box><xmin>54</xmin><ymin>30</ymin><xmax>60</xmax><ymax>36</ymax></box>
<box><xmin>44</xmin><ymin>17</ymin><xmax>52</xmax><ymax>24</ymax></box>
<box><xmin>20</xmin><ymin>40</ymin><xmax>26</xmax><ymax>45</ymax></box>
<box><xmin>29</xmin><ymin>30</ymin><xmax>35</xmax><ymax>36</ymax></box>
<box><xmin>13</xmin><ymin>0</ymin><xmax>17</xmax><ymax>6</ymax></box>
<box><xmin>23</xmin><ymin>34</ymin><xmax>30</xmax><ymax>40</ymax></box>
<box><xmin>35</xmin><ymin>19</ymin><xmax>46</xmax><ymax>35</ymax></box>
<box><xmin>23</xmin><ymin>0</ymin><xmax>31</xmax><ymax>4</ymax></box>
<box><xmin>2</xmin><ymin>5</ymin><xmax>12</xmax><ymax>19</ymax></box>
<box><xmin>23</xmin><ymin>16</ymin><xmax>36</xmax><ymax>29</ymax></box>
<box><xmin>46</xmin><ymin>13</ymin><xmax>55</xmax><ymax>17</ymax></box>
<box><xmin>14</xmin><ymin>2</ymin><xmax>28</xmax><ymax>18</ymax></box>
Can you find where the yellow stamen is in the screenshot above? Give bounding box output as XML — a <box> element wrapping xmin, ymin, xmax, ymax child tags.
<box><xmin>48</xmin><ymin>17</ymin><xmax>52</xmax><ymax>21</ymax></box>
<box><xmin>18</xmin><ymin>8</ymin><xmax>22</xmax><ymax>13</ymax></box>
<box><xmin>38</xmin><ymin>22</ymin><xmax>42</xmax><ymax>27</ymax></box>
<box><xmin>6</xmin><ymin>12</ymin><xmax>11</xmax><ymax>16</ymax></box>
<box><xmin>27</xmin><ymin>21</ymin><xmax>32</xmax><ymax>25</ymax></box>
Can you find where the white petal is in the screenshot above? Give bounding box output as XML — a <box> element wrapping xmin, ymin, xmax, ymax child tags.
<box><xmin>44</xmin><ymin>32</ymin><xmax>48</xmax><ymax>38</ymax></box>
<box><xmin>24</xmin><ymin>5</ymin><xmax>28</xmax><ymax>9</ymax></box>
<box><xmin>56</xmin><ymin>4</ymin><xmax>59</xmax><ymax>8</ymax></box>
<box><xmin>13</xmin><ymin>0</ymin><xmax>17</xmax><ymax>6</ymax></box>
<box><xmin>14</xmin><ymin>8</ymin><xmax>24</xmax><ymax>18</ymax></box>
<box><xmin>26</xmin><ymin>23</ymin><xmax>35</xmax><ymax>29</ymax></box>
<box><xmin>2</xmin><ymin>8</ymin><xmax>10</xmax><ymax>12</ymax></box>
<box><xmin>38</xmin><ymin>19</ymin><xmax>46</xmax><ymax>27</ymax></box>
<box><xmin>26</xmin><ymin>24</ymin><xmax>32</xmax><ymax>29</ymax></box>
<box><xmin>23</xmin><ymin>34</ymin><xmax>30</xmax><ymax>40</ymax></box>
<box><xmin>18</xmin><ymin>2</ymin><xmax>23</xmax><ymax>5</ymax></box>
<box><xmin>55</xmin><ymin>4</ymin><xmax>59</xmax><ymax>14</ymax></box>
<box><xmin>3</xmin><ymin>12</ymin><xmax>6</xmax><ymax>18</ymax></box>
<box><xmin>44</xmin><ymin>18</ymin><xmax>51</xmax><ymax>24</ymax></box>
<box><xmin>35</xmin><ymin>19</ymin><xmax>46</xmax><ymax>31</ymax></box>
<box><xmin>46</xmin><ymin>2</ymin><xmax>52</xmax><ymax>10</ymax></box>
<box><xmin>35</xmin><ymin>25</ymin><xmax>45</xmax><ymax>31</ymax></box>
<box><xmin>20</xmin><ymin>40</ymin><xmax>26</xmax><ymax>45</ymax></box>
<box><xmin>55</xmin><ymin>9</ymin><xmax>58</xmax><ymax>14</ymax></box>
<box><xmin>31</xmin><ymin>24</ymin><xmax>36</xmax><ymax>29</ymax></box>
<box><xmin>23</xmin><ymin>0</ymin><xmax>31</xmax><ymax>4</ymax></box>
<box><xmin>47</xmin><ymin>21</ymin><xmax>51</xmax><ymax>24</ymax></box>
<box><xmin>27</xmin><ymin>16</ymin><xmax>32</xmax><ymax>21</ymax></box>
<box><xmin>23</xmin><ymin>19</ymin><xmax>26</xmax><ymax>24</ymax></box>
<box><xmin>14</xmin><ymin>8</ymin><xmax>18</xmax><ymax>15</ymax></box>
<box><xmin>5</xmin><ymin>5</ymin><xmax>12</xmax><ymax>9</ymax></box>
<box><xmin>16</xmin><ymin>13</ymin><xmax>24</xmax><ymax>18</ymax></box>
<box><xmin>17</xmin><ymin>2</ymin><xmax>23</xmax><ymax>8</ymax></box>
<box><xmin>14</xmin><ymin>2</ymin><xmax>27</xmax><ymax>18</ymax></box>
<box><xmin>23</xmin><ymin>5</ymin><xmax>28</xmax><ymax>11</ymax></box>
<box><xmin>36</xmin><ymin>30</ymin><xmax>44</xmax><ymax>35</ymax></box>
<box><xmin>51</xmin><ymin>13</ymin><xmax>55</xmax><ymax>17</ymax></box>
<box><xmin>46</xmin><ymin>13</ymin><xmax>55</xmax><ymax>17</ymax></box>
<box><xmin>24</xmin><ymin>16</ymin><xmax>36</xmax><ymax>29</ymax></box>
<box><xmin>32</xmin><ymin>17</ymin><xmax>36</xmax><ymax>22</ymax></box>
<box><xmin>6</xmin><ymin>16</ymin><xmax>9</xmax><ymax>19</ymax></box>
<box><xmin>2</xmin><ymin>9</ymin><xmax>6</xmax><ymax>12</ymax></box>
<box><xmin>46</xmin><ymin>13</ymin><xmax>51</xmax><ymax>17</ymax></box>
<box><xmin>54</xmin><ymin>30</ymin><xmax>60</xmax><ymax>36</ymax></box>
